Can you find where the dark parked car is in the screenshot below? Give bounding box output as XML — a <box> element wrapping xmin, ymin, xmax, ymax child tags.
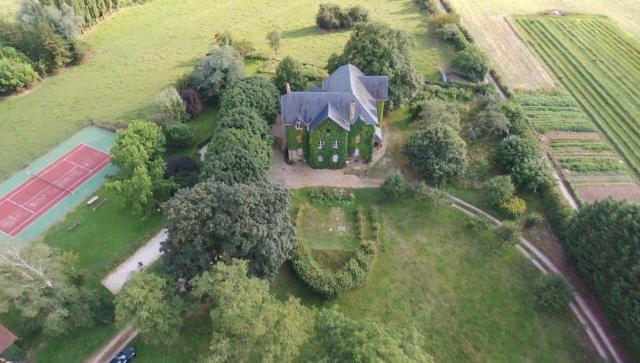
<box><xmin>109</xmin><ymin>346</ymin><xmax>136</xmax><ymax>363</ymax></box>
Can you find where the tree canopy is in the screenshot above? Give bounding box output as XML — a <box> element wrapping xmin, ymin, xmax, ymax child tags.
<box><xmin>274</xmin><ymin>56</ymin><xmax>306</xmax><ymax>94</ymax></box>
<box><xmin>161</xmin><ymin>181</ymin><xmax>297</xmax><ymax>280</ymax></box>
<box><xmin>216</xmin><ymin>106</ymin><xmax>272</xmax><ymax>142</ymax></box>
<box><xmin>107</xmin><ymin>120</ymin><xmax>167</xmax><ymax>213</ymax></box>
<box><xmin>192</xmin><ymin>45</ymin><xmax>244</xmax><ymax>100</ymax></box>
<box><xmin>219</xmin><ymin>76</ymin><xmax>280</xmax><ymax>124</ymax></box>
<box><xmin>327</xmin><ymin>22</ymin><xmax>422</xmax><ymax>109</ymax></box>
<box><xmin>451</xmin><ymin>45</ymin><xmax>489</xmax><ymax>82</ymax></box>
<box><xmin>497</xmin><ymin>135</ymin><xmax>550</xmax><ymax>192</ymax></box>
<box><xmin>201</xmin><ymin>128</ymin><xmax>272</xmax><ymax>184</ymax></box>
<box><xmin>404</xmin><ymin>125</ymin><xmax>467</xmax><ymax>184</ymax></box>
<box><xmin>565</xmin><ymin>199</ymin><xmax>640</xmax><ymax>357</ymax></box>
<box><xmin>0</xmin><ymin>243</ymin><xmax>93</xmax><ymax>336</ymax></box>
<box><xmin>115</xmin><ymin>272</ymin><xmax>182</xmax><ymax>345</ymax></box>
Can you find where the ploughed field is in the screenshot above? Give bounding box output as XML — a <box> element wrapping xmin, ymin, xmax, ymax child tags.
<box><xmin>517</xmin><ymin>91</ymin><xmax>640</xmax><ymax>203</ymax></box>
<box><xmin>514</xmin><ymin>15</ymin><xmax>640</xmax><ymax>184</ymax></box>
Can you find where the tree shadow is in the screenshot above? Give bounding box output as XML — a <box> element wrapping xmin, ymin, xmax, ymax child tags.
<box><xmin>282</xmin><ymin>26</ymin><xmax>331</xmax><ymax>39</ymax></box>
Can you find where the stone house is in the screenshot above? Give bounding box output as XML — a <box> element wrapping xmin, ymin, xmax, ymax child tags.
<box><xmin>280</xmin><ymin>64</ymin><xmax>388</xmax><ymax>169</ymax></box>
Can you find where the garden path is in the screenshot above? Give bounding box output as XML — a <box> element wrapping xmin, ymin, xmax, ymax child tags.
<box><xmin>101</xmin><ymin>229</ymin><xmax>167</xmax><ymax>294</ymax></box>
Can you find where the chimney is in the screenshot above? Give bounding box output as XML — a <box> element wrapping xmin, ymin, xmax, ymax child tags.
<box><xmin>350</xmin><ymin>101</ymin><xmax>357</xmax><ymax>120</ymax></box>
<box><xmin>285</xmin><ymin>82</ymin><xmax>291</xmax><ymax>94</ymax></box>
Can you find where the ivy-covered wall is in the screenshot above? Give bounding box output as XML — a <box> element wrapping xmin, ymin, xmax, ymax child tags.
<box><xmin>285</xmin><ymin>125</ymin><xmax>309</xmax><ymax>159</ymax></box>
<box><xmin>308</xmin><ymin>119</ymin><xmax>348</xmax><ymax>169</ymax></box>
<box><xmin>347</xmin><ymin>120</ymin><xmax>375</xmax><ymax>162</ymax></box>
<box><xmin>376</xmin><ymin>100</ymin><xmax>385</xmax><ymax>121</ymax></box>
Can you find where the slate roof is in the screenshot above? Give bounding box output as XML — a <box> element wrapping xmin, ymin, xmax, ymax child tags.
<box><xmin>281</xmin><ymin>64</ymin><xmax>389</xmax><ymax>132</ymax></box>
<box><xmin>0</xmin><ymin>324</ymin><xmax>17</xmax><ymax>353</ymax></box>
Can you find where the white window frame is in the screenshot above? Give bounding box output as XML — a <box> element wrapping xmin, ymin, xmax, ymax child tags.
<box><xmin>295</xmin><ymin>121</ymin><xmax>303</xmax><ymax>130</ymax></box>
<box><xmin>333</xmin><ymin>140</ymin><xmax>339</xmax><ymax>149</ymax></box>
<box><xmin>318</xmin><ymin>140</ymin><xmax>325</xmax><ymax>149</ymax></box>
<box><xmin>332</xmin><ymin>154</ymin><xmax>339</xmax><ymax>163</ymax></box>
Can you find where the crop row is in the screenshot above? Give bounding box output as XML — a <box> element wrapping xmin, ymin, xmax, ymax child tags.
<box><xmin>515</xmin><ymin>17</ymin><xmax>640</xmax><ymax>176</ymax></box>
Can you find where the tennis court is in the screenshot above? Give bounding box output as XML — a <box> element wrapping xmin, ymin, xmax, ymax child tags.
<box><xmin>0</xmin><ymin>144</ymin><xmax>110</xmax><ymax>237</ymax></box>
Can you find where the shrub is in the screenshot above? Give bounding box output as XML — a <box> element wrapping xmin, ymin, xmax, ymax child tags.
<box><xmin>179</xmin><ymin>88</ymin><xmax>203</xmax><ymax>119</ymax></box>
<box><xmin>404</xmin><ymin>125</ymin><xmax>467</xmax><ymax>184</ymax></box>
<box><xmin>413</xmin><ymin>183</ymin><xmax>449</xmax><ymax>208</ymax></box>
<box><xmin>316</xmin><ymin>4</ymin><xmax>369</xmax><ymax>30</ymax></box>
<box><xmin>232</xmin><ymin>39</ymin><xmax>255</xmax><ymax>57</ymax></box>
<box><xmin>427</xmin><ymin>13</ymin><xmax>460</xmax><ymax>29</ymax></box>
<box><xmin>154</xmin><ymin>87</ymin><xmax>188</xmax><ymax>125</ymax></box>
<box><xmin>500</xmin><ymin>196</ymin><xmax>527</xmax><ymax>218</ymax></box>
<box><xmin>451</xmin><ymin>45</ymin><xmax>489</xmax><ymax>82</ymax></box>
<box><xmin>565</xmin><ymin>199</ymin><xmax>640</xmax><ymax>356</ymax></box>
<box><xmin>309</xmin><ymin>187</ymin><xmax>355</xmax><ymax>205</ymax></box>
<box><xmin>381</xmin><ymin>171</ymin><xmax>406</xmax><ymax>200</ymax></box>
<box><xmin>412</xmin><ymin>98</ymin><xmax>460</xmax><ymax>130</ymax></box>
<box><xmin>219</xmin><ymin>76</ymin><xmax>280</xmax><ymax>124</ymax></box>
<box><xmin>470</xmin><ymin>98</ymin><xmax>511</xmax><ymax>139</ymax></box>
<box><xmin>523</xmin><ymin>213</ymin><xmax>544</xmax><ymax>228</ymax></box>
<box><xmin>498</xmin><ymin>135</ymin><xmax>550</xmax><ymax>192</ymax></box>
<box><xmin>494</xmin><ymin>221</ymin><xmax>522</xmax><ymax>247</ymax></box>
<box><xmin>540</xmin><ymin>183</ymin><xmax>575</xmax><ymax>239</ymax></box>
<box><xmin>174</xmin><ymin>71</ymin><xmax>194</xmax><ymax>91</ymax></box>
<box><xmin>192</xmin><ymin>45</ymin><xmax>244</xmax><ymax>100</ymax></box>
<box><xmin>274</xmin><ymin>56</ymin><xmax>306</xmax><ymax>94</ymax></box>
<box><xmin>0</xmin><ymin>51</ymin><xmax>40</xmax><ymax>95</ymax></box>
<box><xmin>483</xmin><ymin>175</ymin><xmax>515</xmax><ymax>206</ymax></box>
<box><xmin>216</xmin><ymin>106</ymin><xmax>272</xmax><ymax>142</ymax></box>
<box><xmin>465</xmin><ymin>215</ymin><xmax>492</xmax><ymax>231</ymax></box>
<box><xmin>533</xmin><ymin>274</ymin><xmax>574</xmax><ymax>312</ymax></box>
<box><xmin>435</xmin><ymin>23</ymin><xmax>468</xmax><ymax>50</ymax></box>
<box><xmin>164</xmin><ymin>122</ymin><xmax>195</xmax><ymax>148</ymax></box>
<box><xmin>414</xmin><ymin>0</ymin><xmax>438</xmax><ymax>14</ymax></box>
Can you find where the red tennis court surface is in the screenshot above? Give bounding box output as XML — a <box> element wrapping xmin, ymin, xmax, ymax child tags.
<box><xmin>0</xmin><ymin>144</ymin><xmax>110</xmax><ymax>237</ymax></box>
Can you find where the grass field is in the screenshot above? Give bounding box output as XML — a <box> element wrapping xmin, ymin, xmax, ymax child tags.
<box><xmin>271</xmin><ymin>189</ymin><xmax>597</xmax><ymax>363</ymax></box>
<box><xmin>0</xmin><ymin>0</ymin><xmax>452</xmax><ymax>181</ymax></box>
<box><xmin>447</xmin><ymin>0</ymin><xmax>640</xmax><ymax>90</ymax></box>
<box><xmin>514</xmin><ymin>16</ymin><xmax>640</xmax><ymax>181</ymax></box>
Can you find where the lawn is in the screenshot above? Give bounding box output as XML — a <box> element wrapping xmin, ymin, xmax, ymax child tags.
<box><xmin>513</xmin><ymin>16</ymin><xmax>640</xmax><ymax>178</ymax></box>
<box><xmin>447</xmin><ymin>0</ymin><xmax>640</xmax><ymax>90</ymax></box>
<box><xmin>0</xmin><ymin>0</ymin><xmax>452</xmax><ymax>181</ymax></box>
<box><xmin>272</xmin><ymin>189</ymin><xmax>597</xmax><ymax>362</ymax></box>
<box><xmin>41</xmin><ymin>187</ymin><xmax>166</xmax><ymax>286</ymax></box>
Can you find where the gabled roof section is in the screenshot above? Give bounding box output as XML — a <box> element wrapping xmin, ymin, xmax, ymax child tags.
<box><xmin>281</xmin><ymin>64</ymin><xmax>389</xmax><ymax>130</ymax></box>
<box><xmin>0</xmin><ymin>324</ymin><xmax>17</xmax><ymax>354</ymax></box>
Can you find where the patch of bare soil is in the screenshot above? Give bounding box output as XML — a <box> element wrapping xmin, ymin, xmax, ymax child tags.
<box><xmin>543</xmin><ymin>131</ymin><xmax>602</xmax><ymax>140</ymax></box>
<box><xmin>575</xmin><ymin>184</ymin><xmax>640</xmax><ymax>204</ymax></box>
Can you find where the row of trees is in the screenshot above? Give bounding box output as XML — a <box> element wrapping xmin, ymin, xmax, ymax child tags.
<box><xmin>115</xmin><ymin>260</ymin><xmax>435</xmax><ymax>362</ymax></box>
<box><xmin>316</xmin><ymin>3</ymin><xmax>369</xmax><ymax>30</ymax></box>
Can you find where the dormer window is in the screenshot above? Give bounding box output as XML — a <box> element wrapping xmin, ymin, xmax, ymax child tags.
<box><xmin>325</xmin><ymin>128</ymin><xmax>331</xmax><ymax>136</ymax></box>
<box><xmin>333</xmin><ymin>140</ymin><xmax>339</xmax><ymax>149</ymax></box>
<box><xmin>350</xmin><ymin>102</ymin><xmax>357</xmax><ymax>120</ymax></box>
<box><xmin>295</xmin><ymin>121</ymin><xmax>303</xmax><ymax>130</ymax></box>
<box><xmin>319</xmin><ymin>140</ymin><xmax>325</xmax><ymax>149</ymax></box>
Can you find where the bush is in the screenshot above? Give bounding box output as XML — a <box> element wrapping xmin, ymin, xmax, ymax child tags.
<box><xmin>309</xmin><ymin>187</ymin><xmax>355</xmax><ymax>205</ymax></box>
<box><xmin>469</xmin><ymin>98</ymin><xmax>511</xmax><ymax>139</ymax></box>
<box><xmin>523</xmin><ymin>213</ymin><xmax>544</xmax><ymax>228</ymax></box>
<box><xmin>192</xmin><ymin>45</ymin><xmax>244</xmax><ymax>100</ymax></box>
<box><xmin>465</xmin><ymin>215</ymin><xmax>492</xmax><ymax>231</ymax></box>
<box><xmin>316</xmin><ymin>4</ymin><xmax>369</xmax><ymax>30</ymax></box>
<box><xmin>154</xmin><ymin>87</ymin><xmax>188</xmax><ymax>125</ymax></box>
<box><xmin>435</xmin><ymin>23</ymin><xmax>468</xmax><ymax>50</ymax></box>
<box><xmin>533</xmin><ymin>274</ymin><xmax>574</xmax><ymax>311</ymax></box>
<box><xmin>381</xmin><ymin>171</ymin><xmax>406</xmax><ymax>200</ymax></box>
<box><xmin>219</xmin><ymin>76</ymin><xmax>280</xmax><ymax>124</ymax></box>
<box><xmin>404</xmin><ymin>125</ymin><xmax>467</xmax><ymax>184</ymax></box>
<box><xmin>179</xmin><ymin>88</ymin><xmax>203</xmax><ymax>119</ymax></box>
<box><xmin>500</xmin><ymin>196</ymin><xmax>527</xmax><ymax>219</ymax></box>
<box><xmin>498</xmin><ymin>135</ymin><xmax>550</xmax><ymax>192</ymax></box>
<box><xmin>494</xmin><ymin>221</ymin><xmax>521</xmax><ymax>247</ymax></box>
<box><xmin>174</xmin><ymin>71</ymin><xmax>194</xmax><ymax>91</ymax></box>
<box><xmin>427</xmin><ymin>13</ymin><xmax>460</xmax><ymax>29</ymax></box>
<box><xmin>451</xmin><ymin>45</ymin><xmax>489</xmax><ymax>82</ymax></box>
<box><xmin>412</xmin><ymin>98</ymin><xmax>460</xmax><ymax>130</ymax></box>
<box><xmin>164</xmin><ymin>122</ymin><xmax>195</xmax><ymax>148</ymax></box>
<box><xmin>274</xmin><ymin>56</ymin><xmax>306</xmax><ymax>94</ymax></box>
<box><xmin>483</xmin><ymin>175</ymin><xmax>515</xmax><ymax>206</ymax></box>
<box><xmin>565</xmin><ymin>199</ymin><xmax>640</xmax><ymax>356</ymax></box>
<box><xmin>216</xmin><ymin>106</ymin><xmax>272</xmax><ymax>142</ymax></box>
<box><xmin>414</xmin><ymin>0</ymin><xmax>438</xmax><ymax>14</ymax></box>
<box><xmin>0</xmin><ymin>52</ymin><xmax>39</xmax><ymax>95</ymax></box>
<box><xmin>540</xmin><ymin>183</ymin><xmax>575</xmax><ymax>239</ymax></box>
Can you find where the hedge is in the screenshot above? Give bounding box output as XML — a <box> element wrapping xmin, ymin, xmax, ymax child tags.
<box><xmin>291</xmin><ymin>207</ymin><xmax>379</xmax><ymax>299</ymax></box>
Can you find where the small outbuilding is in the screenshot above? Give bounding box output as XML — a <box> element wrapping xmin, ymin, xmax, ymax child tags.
<box><xmin>0</xmin><ymin>324</ymin><xmax>17</xmax><ymax>355</ymax></box>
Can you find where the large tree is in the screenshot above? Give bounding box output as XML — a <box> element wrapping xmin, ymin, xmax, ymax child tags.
<box><xmin>404</xmin><ymin>125</ymin><xmax>467</xmax><ymax>184</ymax></box>
<box><xmin>219</xmin><ymin>76</ymin><xmax>280</xmax><ymax>124</ymax></box>
<box><xmin>201</xmin><ymin>128</ymin><xmax>272</xmax><ymax>184</ymax></box>
<box><xmin>497</xmin><ymin>135</ymin><xmax>550</xmax><ymax>192</ymax></box>
<box><xmin>216</xmin><ymin>106</ymin><xmax>272</xmax><ymax>142</ymax></box>
<box><xmin>0</xmin><ymin>243</ymin><xmax>93</xmax><ymax>336</ymax></box>
<box><xmin>192</xmin><ymin>45</ymin><xmax>244</xmax><ymax>100</ymax></box>
<box><xmin>565</xmin><ymin>199</ymin><xmax>640</xmax><ymax>357</ymax></box>
<box><xmin>115</xmin><ymin>272</ymin><xmax>182</xmax><ymax>345</ymax></box>
<box><xmin>191</xmin><ymin>260</ymin><xmax>310</xmax><ymax>362</ymax></box>
<box><xmin>162</xmin><ymin>181</ymin><xmax>297</xmax><ymax>279</ymax></box>
<box><xmin>107</xmin><ymin>120</ymin><xmax>167</xmax><ymax>213</ymax></box>
<box><xmin>303</xmin><ymin>309</ymin><xmax>434</xmax><ymax>363</ymax></box>
<box><xmin>274</xmin><ymin>56</ymin><xmax>306</xmax><ymax>94</ymax></box>
<box><xmin>327</xmin><ymin>22</ymin><xmax>422</xmax><ymax>109</ymax></box>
